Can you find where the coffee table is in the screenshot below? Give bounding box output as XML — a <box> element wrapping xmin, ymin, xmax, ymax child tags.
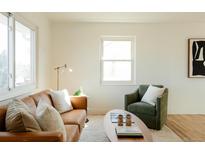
<box><xmin>104</xmin><ymin>109</ymin><xmax>153</xmax><ymax>142</ymax></box>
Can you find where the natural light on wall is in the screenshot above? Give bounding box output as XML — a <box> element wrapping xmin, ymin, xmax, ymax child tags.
<box><xmin>101</xmin><ymin>36</ymin><xmax>136</xmax><ymax>85</ymax></box>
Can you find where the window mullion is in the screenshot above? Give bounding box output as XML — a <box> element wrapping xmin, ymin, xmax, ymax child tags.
<box><xmin>31</xmin><ymin>31</ymin><xmax>36</xmax><ymax>83</ymax></box>
<box><xmin>102</xmin><ymin>59</ymin><xmax>132</xmax><ymax>62</ymax></box>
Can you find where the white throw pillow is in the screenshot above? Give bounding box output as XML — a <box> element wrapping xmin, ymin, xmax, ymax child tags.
<box><xmin>141</xmin><ymin>85</ymin><xmax>165</xmax><ymax>106</ymax></box>
<box><xmin>50</xmin><ymin>89</ymin><xmax>73</xmax><ymax>113</ymax></box>
<box><xmin>36</xmin><ymin>99</ymin><xmax>67</xmax><ymax>141</ymax></box>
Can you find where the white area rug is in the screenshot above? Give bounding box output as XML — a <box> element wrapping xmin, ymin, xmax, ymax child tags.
<box><xmin>79</xmin><ymin>115</ymin><xmax>182</xmax><ymax>142</ymax></box>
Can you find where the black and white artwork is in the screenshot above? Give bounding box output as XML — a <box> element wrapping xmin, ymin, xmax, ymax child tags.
<box><xmin>188</xmin><ymin>38</ymin><xmax>205</xmax><ymax>78</ymax></box>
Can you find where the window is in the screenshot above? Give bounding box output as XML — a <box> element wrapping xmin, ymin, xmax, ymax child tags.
<box><xmin>0</xmin><ymin>13</ymin><xmax>36</xmax><ymax>101</ymax></box>
<box><xmin>100</xmin><ymin>36</ymin><xmax>136</xmax><ymax>85</ymax></box>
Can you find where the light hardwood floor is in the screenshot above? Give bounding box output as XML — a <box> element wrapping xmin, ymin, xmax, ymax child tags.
<box><xmin>166</xmin><ymin>114</ymin><xmax>205</xmax><ymax>141</ymax></box>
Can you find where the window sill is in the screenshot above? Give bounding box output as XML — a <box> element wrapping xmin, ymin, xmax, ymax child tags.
<box><xmin>101</xmin><ymin>81</ymin><xmax>136</xmax><ymax>86</ymax></box>
<box><xmin>0</xmin><ymin>84</ymin><xmax>36</xmax><ymax>102</ymax></box>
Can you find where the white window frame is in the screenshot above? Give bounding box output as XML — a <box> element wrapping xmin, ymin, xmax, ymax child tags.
<box><xmin>0</xmin><ymin>13</ymin><xmax>37</xmax><ymax>101</ymax></box>
<box><xmin>100</xmin><ymin>36</ymin><xmax>136</xmax><ymax>85</ymax></box>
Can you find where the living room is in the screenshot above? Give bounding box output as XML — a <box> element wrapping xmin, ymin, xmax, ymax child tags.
<box><xmin>0</xmin><ymin>0</ymin><xmax>205</xmax><ymax>153</ymax></box>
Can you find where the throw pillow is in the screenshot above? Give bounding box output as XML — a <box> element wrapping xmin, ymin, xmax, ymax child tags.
<box><xmin>36</xmin><ymin>99</ymin><xmax>67</xmax><ymax>141</ymax></box>
<box><xmin>141</xmin><ymin>85</ymin><xmax>165</xmax><ymax>106</ymax></box>
<box><xmin>6</xmin><ymin>99</ymin><xmax>41</xmax><ymax>132</ymax></box>
<box><xmin>50</xmin><ymin>89</ymin><xmax>73</xmax><ymax>113</ymax></box>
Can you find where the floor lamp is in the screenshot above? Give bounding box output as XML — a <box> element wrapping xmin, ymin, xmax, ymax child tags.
<box><xmin>54</xmin><ymin>64</ymin><xmax>72</xmax><ymax>90</ymax></box>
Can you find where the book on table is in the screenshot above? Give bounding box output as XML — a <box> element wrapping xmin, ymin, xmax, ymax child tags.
<box><xmin>115</xmin><ymin>126</ymin><xmax>143</xmax><ymax>137</ymax></box>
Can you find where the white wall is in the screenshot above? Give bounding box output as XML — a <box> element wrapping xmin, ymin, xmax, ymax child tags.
<box><xmin>17</xmin><ymin>13</ymin><xmax>52</xmax><ymax>89</ymax></box>
<box><xmin>50</xmin><ymin>22</ymin><xmax>205</xmax><ymax>114</ymax></box>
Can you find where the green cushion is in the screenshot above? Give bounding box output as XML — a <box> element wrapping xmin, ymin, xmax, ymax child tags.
<box><xmin>127</xmin><ymin>102</ymin><xmax>156</xmax><ymax>116</ymax></box>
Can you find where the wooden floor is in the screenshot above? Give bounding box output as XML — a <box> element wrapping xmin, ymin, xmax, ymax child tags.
<box><xmin>166</xmin><ymin>114</ymin><xmax>205</xmax><ymax>141</ymax></box>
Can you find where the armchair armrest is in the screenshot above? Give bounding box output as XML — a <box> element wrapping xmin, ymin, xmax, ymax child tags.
<box><xmin>124</xmin><ymin>89</ymin><xmax>139</xmax><ymax>111</ymax></box>
<box><xmin>70</xmin><ymin>96</ymin><xmax>87</xmax><ymax>112</ymax></box>
<box><xmin>0</xmin><ymin>131</ymin><xmax>64</xmax><ymax>142</ymax></box>
<box><xmin>156</xmin><ymin>89</ymin><xmax>168</xmax><ymax>110</ymax></box>
<box><xmin>156</xmin><ymin>88</ymin><xmax>168</xmax><ymax>128</ymax></box>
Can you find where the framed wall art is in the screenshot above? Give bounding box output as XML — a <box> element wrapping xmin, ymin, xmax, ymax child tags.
<box><xmin>188</xmin><ymin>38</ymin><xmax>205</xmax><ymax>78</ymax></box>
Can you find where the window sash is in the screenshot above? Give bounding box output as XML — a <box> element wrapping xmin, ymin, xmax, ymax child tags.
<box><xmin>102</xmin><ymin>61</ymin><xmax>132</xmax><ymax>81</ymax></box>
<box><xmin>14</xmin><ymin>15</ymin><xmax>37</xmax><ymax>87</ymax></box>
<box><xmin>102</xmin><ymin>40</ymin><xmax>132</xmax><ymax>60</ymax></box>
<box><xmin>14</xmin><ymin>20</ymin><xmax>36</xmax><ymax>88</ymax></box>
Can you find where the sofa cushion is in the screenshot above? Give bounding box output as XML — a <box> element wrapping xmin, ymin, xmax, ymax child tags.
<box><xmin>6</xmin><ymin>99</ymin><xmax>41</xmax><ymax>132</ymax></box>
<box><xmin>50</xmin><ymin>89</ymin><xmax>73</xmax><ymax>113</ymax></box>
<box><xmin>36</xmin><ymin>99</ymin><xmax>67</xmax><ymax>141</ymax></box>
<box><xmin>31</xmin><ymin>90</ymin><xmax>53</xmax><ymax>106</ymax></box>
<box><xmin>65</xmin><ymin>125</ymin><xmax>80</xmax><ymax>142</ymax></box>
<box><xmin>61</xmin><ymin>109</ymin><xmax>86</xmax><ymax>132</ymax></box>
<box><xmin>21</xmin><ymin>97</ymin><xmax>37</xmax><ymax>115</ymax></box>
<box><xmin>128</xmin><ymin>102</ymin><xmax>156</xmax><ymax>116</ymax></box>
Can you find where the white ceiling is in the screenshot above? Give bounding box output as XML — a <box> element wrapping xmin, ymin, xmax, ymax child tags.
<box><xmin>45</xmin><ymin>12</ymin><xmax>205</xmax><ymax>23</ymax></box>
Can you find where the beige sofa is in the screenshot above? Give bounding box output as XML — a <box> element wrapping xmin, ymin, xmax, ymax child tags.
<box><xmin>0</xmin><ymin>90</ymin><xmax>87</xmax><ymax>142</ymax></box>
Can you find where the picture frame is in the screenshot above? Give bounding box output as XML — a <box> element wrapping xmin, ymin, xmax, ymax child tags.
<box><xmin>188</xmin><ymin>38</ymin><xmax>205</xmax><ymax>78</ymax></box>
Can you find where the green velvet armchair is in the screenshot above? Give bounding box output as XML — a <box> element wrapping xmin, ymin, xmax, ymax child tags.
<box><xmin>124</xmin><ymin>85</ymin><xmax>168</xmax><ymax>130</ymax></box>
